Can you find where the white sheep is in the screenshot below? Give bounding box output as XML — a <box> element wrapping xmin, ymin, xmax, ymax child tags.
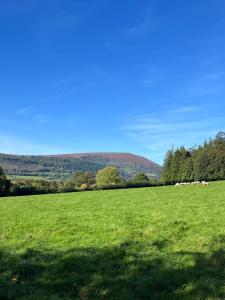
<box><xmin>201</xmin><ymin>181</ymin><xmax>209</xmax><ymax>186</ymax></box>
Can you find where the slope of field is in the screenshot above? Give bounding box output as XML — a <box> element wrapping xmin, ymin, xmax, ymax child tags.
<box><xmin>0</xmin><ymin>152</ymin><xmax>162</xmax><ymax>180</ymax></box>
<box><xmin>0</xmin><ymin>182</ymin><xmax>225</xmax><ymax>299</ymax></box>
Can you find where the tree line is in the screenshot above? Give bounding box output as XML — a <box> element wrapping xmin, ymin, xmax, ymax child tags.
<box><xmin>161</xmin><ymin>132</ymin><xmax>225</xmax><ymax>184</ymax></box>
<box><xmin>1</xmin><ymin>132</ymin><xmax>224</xmax><ymax>196</ymax></box>
<box><xmin>0</xmin><ymin>166</ymin><xmax>161</xmax><ymax>197</ymax></box>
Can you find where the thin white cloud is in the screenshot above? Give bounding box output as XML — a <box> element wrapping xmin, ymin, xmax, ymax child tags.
<box><xmin>120</xmin><ymin>109</ymin><xmax>224</xmax><ymax>164</ymax></box>
<box><xmin>34</xmin><ymin>114</ymin><xmax>47</xmax><ymax>125</ymax></box>
<box><xmin>48</xmin><ymin>90</ymin><xmax>76</xmax><ymax>101</ymax></box>
<box><xmin>17</xmin><ymin>107</ymin><xmax>32</xmax><ymax>115</ymax></box>
<box><xmin>204</xmin><ymin>72</ymin><xmax>224</xmax><ymax>80</ymax></box>
<box><xmin>122</xmin><ymin>18</ymin><xmax>152</xmax><ymax>37</ymax></box>
<box><xmin>184</xmin><ymin>72</ymin><xmax>225</xmax><ymax>98</ymax></box>
<box><xmin>119</xmin><ymin>6</ymin><xmax>155</xmax><ymax>39</ymax></box>
<box><xmin>122</xmin><ymin>120</ymin><xmax>201</xmax><ymax>132</ymax></box>
<box><xmin>0</xmin><ymin>133</ymin><xmax>65</xmax><ymax>155</ymax></box>
<box><xmin>172</xmin><ymin>105</ymin><xmax>200</xmax><ymax>114</ymax></box>
<box><xmin>17</xmin><ymin>107</ymin><xmax>49</xmax><ymax>126</ymax></box>
<box><xmin>142</xmin><ymin>69</ymin><xmax>164</xmax><ymax>87</ymax></box>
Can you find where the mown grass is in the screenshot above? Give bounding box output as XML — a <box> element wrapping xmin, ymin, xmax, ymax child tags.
<box><xmin>0</xmin><ymin>181</ymin><xmax>225</xmax><ymax>299</ymax></box>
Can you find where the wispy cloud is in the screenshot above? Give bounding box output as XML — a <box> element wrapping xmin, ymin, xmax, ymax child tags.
<box><xmin>142</xmin><ymin>69</ymin><xmax>164</xmax><ymax>87</ymax></box>
<box><xmin>17</xmin><ymin>107</ymin><xmax>48</xmax><ymax>126</ymax></box>
<box><xmin>48</xmin><ymin>90</ymin><xmax>78</xmax><ymax>102</ymax></box>
<box><xmin>121</xmin><ymin>118</ymin><xmax>204</xmax><ymax>133</ymax></box>
<box><xmin>122</xmin><ymin>18</ymin><xmax>152</xmax><ymax>37</ymax></box>
<box><xmin>184</xmin><ymin>72</ymin><xmax>225</xmax><ymax>98</ymax></box>
<box><xmin>204</xmin><ymin>72</ymin><xmax>224</xmax><ymax>80</ymax></box>
<box><xmin>171</xmin><ymin>105</ymin><xmax>200</xmax><ymax>114</ymax></box>
<box><xmin>17</xmin><ymin>107</ymin><xmax>32</xmax><ymax>115</ymax></box>
<box><xmin>34</xmin><ymin>114</ymin><xmax>47</xmax><ymax>125</ymax></box>
<box><xmin>106</xmin><ymin>8</ymin><xmax>154</xmax><ymax>48</ymax></box>
<box><xmin>0</xmin><ymin>133</ymin><xmax>65</xmax><ymax>155</ymax></box>
<box><xmin>120</xmin><ymin>108</ymin><xmax>223</xmax><ymax>164</ymax></box>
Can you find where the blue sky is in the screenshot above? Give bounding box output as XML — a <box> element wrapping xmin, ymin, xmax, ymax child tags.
<box><xmin>0</xmin><ymin>0</ymin><xmax>225</xmax><ymax>164</ymax></box>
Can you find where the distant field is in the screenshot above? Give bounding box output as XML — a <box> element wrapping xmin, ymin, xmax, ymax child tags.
<box><xmin>0</xmin><ymin>182</ymin><xmax>225</xmax><ymax>299</ymax></box>
<box><xmin>8</xmin><ymin>175</ymin><xmax>46</xmax><ymax>181</ymax></box>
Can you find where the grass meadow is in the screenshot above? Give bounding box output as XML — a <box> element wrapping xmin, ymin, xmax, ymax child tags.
<box><xmin>0</xmin><ymin>181</ymin><xmax>225</xmax><ymax>299</ymax></box>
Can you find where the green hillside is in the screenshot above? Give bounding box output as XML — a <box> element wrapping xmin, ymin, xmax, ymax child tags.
<box><xmin>0</xmin><ymin>181</ymin><xmax>225</xmax><ymax>299</ymax></box>
<box><xmin>0</xmin><ymin>152</ymin><xmax>162</xmax><ymax>181</ymax></box>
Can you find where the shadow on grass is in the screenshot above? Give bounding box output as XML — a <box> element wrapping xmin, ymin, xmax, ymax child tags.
<box><xmin>0</xmin><ymin>238</ymin><xmax>225</xmax><ymax>300</ymax></box>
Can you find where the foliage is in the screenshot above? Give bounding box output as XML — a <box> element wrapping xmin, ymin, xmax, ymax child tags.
<box><xmin>80</xmin><ymin>183</ymin><xmax>88</xmax><ymax>190</ymax></box>
<box><xmin>132</xmin><ymin>172</ymin><xmax>149</xmax><ymax>183</ymax></box>
<box><xmin>0</xmin><ymin>181</ymin><xmax>225</xmax><ymax>299</ymax></box>
<box><xmin>125</xmin><ymin>173</ymin><xmax>162</xmax><ymax>188</ymax></box>
<box><xmin>9</xmin><ymin>179</ymin><xmax>75</xmax><ymax>196</ymax></box>
<box><xmin>70</xmin><ymin>171</ymin><xmax>95</xmax><ymax>188</ymax></box>
<box><xmin>161</xmin><ymin>132</ymin><xmax>225</xmax><ymax>184</ymax></box>
<box><xmin>96</xmin><ymin>166</ymin><xmax>122</xmax><ymax>187</ymax></box>
<box><xmin>0</xmin><ymin>153</ymin><xmax>161</xmax><ymax>181</ymax></box>
<box><xmin>0</xmin><ymin>166</ymin><xmax>11</xmax><ymax>196</ymax></box>
<box><xmin>4</xmin><ymin>170</ymin><xmax>161</xmax><ymax>197</ymax></box>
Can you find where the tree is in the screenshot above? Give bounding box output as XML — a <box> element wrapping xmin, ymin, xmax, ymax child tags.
<box><xmin>49</xmin><ymin>181</ymin><xmax>59</xmax><ymax>193</ymax></box>
<box><xmin>170</xmin><ymin>149</ymin><xmax>181</xmax><ymax>183</ymax></box>
<box><xmin>182</xmin><ymin>155</ymin><xmax>194</xmax><ymax>182</ymax></box>
<box><xmin>161</xmin><ymin>149</ymin><xmax>174</xmax><ymax>184</ymax></box>
<box><xmin>70</xmin><ymin>171</ymin><xmax>95</xmax><ymax>188</ymax></box>
<box><xmin>210</xmin><ymin>131</ymin><xmax>225</xmax><ymax>180</ymax></box>
<box><xmin>161</xmin><ymin>132</ymin><xmax>225</xmax><ymax>184</ymax></box>
<box><xmin>178</xmin><ymin>147</ymin><xmax>193</xmax><ymax>182</ymax></box>
<box><xmin>0</xmin><ymin>166</ymin><xmax>11</xmax><ymax>196</ymax></box>
<box><xmin>96</xmin><ymin>167</ymin><xmax>121</xmax><ymax>187</ymax></box>
<box><xmin>132</xmin><ymin>173</ymin><xmax>149</xmax><ymax>184</ymax></box>
<box><xmin>215</xmin><ymin>131</ymin><xmax>225</xmax><ymax>143</ymax></box>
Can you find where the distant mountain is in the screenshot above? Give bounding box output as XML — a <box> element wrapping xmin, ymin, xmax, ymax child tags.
<box><xmin>0</xmin><ymin>152</ymin><xmax>162</xmax><ymax>180</ymax></box>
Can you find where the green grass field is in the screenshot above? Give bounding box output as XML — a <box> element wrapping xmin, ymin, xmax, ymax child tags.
<box><xmin>0</xmin><ymin>182</ymin><xmax>225</xmax><ymax>300</ymax></box>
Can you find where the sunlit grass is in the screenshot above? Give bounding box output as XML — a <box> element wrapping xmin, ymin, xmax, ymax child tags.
<box><xmin>0</xmin><ymin>181</ymin><xmax>225</xmax><ymax>299</ymax></box>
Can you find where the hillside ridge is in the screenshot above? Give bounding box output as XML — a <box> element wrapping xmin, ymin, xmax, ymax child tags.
<box><xmin>47</xmin><ymin>152</ymin><xmax>160</xmax><ymax>167</ymax></box>
<box><xmin>0</xmin><ymin>152</ymin><xmax>162</xmax><ymax>180</ymax></box>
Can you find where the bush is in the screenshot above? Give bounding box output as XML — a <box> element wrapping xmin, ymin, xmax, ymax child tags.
<box><xmin>96</xmin><ymin>167</ymin><xmax>121</xmax><ymax>187</ymax></box>
<box><xmin>80</xmin><ymin>183</ymin><xmax>88</xmax><ymax>190</ymax></box>
<box><xmin>70</xmin><ymin>171</ymin><xmax>95</xmax><ymax>188</ymax></box>
<box><xmin>0</xmin><ymin>166</ymin><xmax>11</xmax><ymax>196</ymax></box>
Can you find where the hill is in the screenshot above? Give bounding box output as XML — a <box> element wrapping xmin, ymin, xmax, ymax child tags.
<box><xmin>0</xmin><ymin>181</ymin><xmax>225</xmax><ymax>299</ymax></box>
<box><xmin>0</xmin><ymin>152</ymin><xmax>162</xmax><ymax>180</ymax></box>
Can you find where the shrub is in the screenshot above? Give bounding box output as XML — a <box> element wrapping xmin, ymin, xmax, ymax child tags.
<box><xmin>0</xmin><ymin>166</ymin><xmax>11</xmax><ymax>196</ymax></box>
<box><xmin>80</xmin><ymin>183</ymin><xmax>88</xmax><ymax>190</ymax></box>
<box><xmin>96</xmin><ymin>167</ymin><xmax>121</xmax><ymax>187</ymax></box>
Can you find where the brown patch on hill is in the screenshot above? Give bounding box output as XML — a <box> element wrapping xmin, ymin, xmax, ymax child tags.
<box><xmin>47</xmin><ymin>152</ymin><xmax>160</xmax><ymax>168</ymax></box>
